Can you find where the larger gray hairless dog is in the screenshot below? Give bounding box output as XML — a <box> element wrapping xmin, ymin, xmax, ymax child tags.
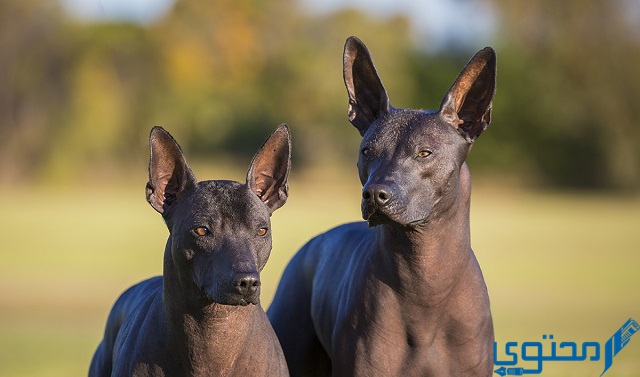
<box><xmin>268</xmin><ymin>37</ymin><xmax>496</xmax><ymax>376</ymax></box>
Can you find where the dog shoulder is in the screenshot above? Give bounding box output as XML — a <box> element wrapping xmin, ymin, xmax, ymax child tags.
<box><xmin>297</xmin><ymin>222</ymin><xmax>372</xmax><ymax>269</ymax></box>
<box><xmin>112</xmin><ymin>276</ymin><xmax>163</xmax><ymax>317</ymax></box>
<box><xmin>91</xmin><ymin>277</ymin><xmax>163</xmax><ymax>377</ymax></box>
<box><xmin>302</xmin><ymin>221</ymin><xmax>370</xmax><ymax>253</ymax></box>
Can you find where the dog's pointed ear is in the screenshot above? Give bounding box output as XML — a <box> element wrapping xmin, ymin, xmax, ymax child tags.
<box><xmin>343</xmin><ymin>36</ymin><xmax>391</xmax><ymax>136</ymax></box>
<box><xmin>439</xmin><ymin>47</ymin><xmax>496</xmax><ymax>143</ymax></box>
<box><xmin>247</xmin><ymin>124</ymin><xmax>291</xmax><ymax>213</ymax></box>
<box><xmin>146</xmin><ymin>126</ymin><xmax>197</xmax><ymax>215</ymax></box>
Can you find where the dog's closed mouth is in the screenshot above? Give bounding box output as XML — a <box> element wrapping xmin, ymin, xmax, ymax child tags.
<box><xmin>202</xmin><ymin>291</ymin><xmax>260</xmax><ymax>307</ymax></box>
<box><xmin>226</xmin><ymin>295</ymin><xmax>259</xmax><ymax>307</ymax></box>
<box><xmin>362</xmin><ymin>203</ymin><xmax>393</xmax><ymax>227</ymax></box>
<box><xmin>235</xmin><ymin>298</ymin><xmax>256</xmax><ymax>306</ymax></box>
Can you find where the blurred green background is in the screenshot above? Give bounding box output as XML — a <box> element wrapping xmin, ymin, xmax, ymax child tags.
<box><xmin>1</xmin><ymin>0</ymin><xmax>639</xmax><ymax>376</ymax></box>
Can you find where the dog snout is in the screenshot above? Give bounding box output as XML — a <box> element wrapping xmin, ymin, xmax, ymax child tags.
<box><xmin>363</xmin><ymin>183</ymin><xmax>392</xmax><ymax>207</ymax></box>
<box><xmin>233</xmin><ymin>272</ymin><xmax>261</xmax><ymax>297</ymax></box>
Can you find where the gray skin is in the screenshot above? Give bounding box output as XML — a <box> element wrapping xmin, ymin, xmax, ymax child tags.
<box><xmin>89</xmin><ymin>125</ymin><xmax>291</xmax><ymax>377</ymax></box>
<box><xmin>267</xmin><ymin>36</ymin><xmax>496</xmax><ymax>377</ymax></box>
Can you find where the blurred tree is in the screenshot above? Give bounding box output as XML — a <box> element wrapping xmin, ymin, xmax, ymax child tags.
<box><xmin>255</xmin><ymin>9</ymin><xmax>414</xmax><ymax>166</ymax></box>
<box><xmin>2</xmin><ymin>0</ymin><xmax>639</xmax><ymax>191</ymax></box>
<box><xmin>149</xmin><ymin>0</ymin><xmax>272</xmax><ymax>155</ymax></box>
<box><xmin>483</xmin><ymin>0</ymin><xmax>640</xmax><ymax>190</ymax></box>
<box><xmin>0</xmin><ymin>0</ymin><xmax>416</xmax><ymax>183</ymax></box>
<box><xmin>148</xmin><ymin>0</ymin><xmax>415</xmax><ymax>167</ymax></box>
<box><xmin>41</xmin><ymin>23</ymin><xmax>162</xmax><ymax>181</ymax></box>
<box><xmin>0</xmin><ymin>1</ymin><xmax>71</xmax><ymax>181</ymax></box>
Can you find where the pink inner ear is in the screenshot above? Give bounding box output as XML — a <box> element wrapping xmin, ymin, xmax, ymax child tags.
<box><xmin>246</xmin><ymin>125</ymin><xmax>290</xmax><ymax>212</ymax></box>
<box><xmin>146</xmin><ymin>183</ymin><xmax>166</xmax><ymax>214</ymax></box>
<box><xmin>255</xmin><ymin>175</ymin><xmax>277</xmax><ymax>201</ymax></box>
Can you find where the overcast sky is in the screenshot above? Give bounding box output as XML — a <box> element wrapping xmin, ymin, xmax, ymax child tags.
<box><xmin>59</xmin><ymin>0</ymin><xmax>496</xmax><ymax>51</ymax></box>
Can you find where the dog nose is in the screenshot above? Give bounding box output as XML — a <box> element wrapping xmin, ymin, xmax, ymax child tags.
<box><xmin>233</xmin><ymin>272</ymin><xmax>261</xmax><ymax>296</ymax></box>
<box><xmin>362</xmin><ymin>184</ymin><xmax>391</xmax><ymax>207</ymax></box>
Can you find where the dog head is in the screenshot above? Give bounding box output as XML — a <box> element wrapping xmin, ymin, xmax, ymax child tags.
<box><xmin>145</xmin><ymin>125</ymin><xmax>291</xmax><ymax>306</ymax></box>
<box><xmin>343</xmin><ymin>37</ymin><xmax>496</xmax><ymax>227</ymax></box>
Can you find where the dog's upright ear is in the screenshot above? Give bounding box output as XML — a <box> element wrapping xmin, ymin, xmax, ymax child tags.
<box><xmin>343</xmin><ymin>36</ymin><xmax>391</xmax><ymax>136</ymax></box>
<box><xmin>247</xmin><ymin>124</ymin><xmax>291</xmax><ymax>213</ymax></box>
<box><xmin>439</xmin><ymin>47</ymin><xmax>496</xmax><ymax>143</ymax></box>
<box><xmin>146</xmin><ymin>126</ymin><xmax>197</xmax><ymax>215</ymax></box>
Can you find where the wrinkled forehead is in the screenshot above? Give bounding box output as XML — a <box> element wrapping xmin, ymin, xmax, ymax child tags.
<box><xmin>180</xmin><ymin>180</ymin><xmax>269</xmax><ymax>225</ymax></box>
<box><xmin>363</xmin><ymin>109</ymin><xmax>460</xmax><ymax>148</ymax></box>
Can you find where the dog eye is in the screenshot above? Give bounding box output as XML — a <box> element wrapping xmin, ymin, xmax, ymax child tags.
<box><xmin>257</xmin><ymin>227</ymin><xmax>268</xmax><ymax>237</ymax></box>
<box><xmin>193</xmin><ymin>227</ymin><xmax>209</xmax><ymax>236</ymax></box>
<box><xmin>416</xmin><ymin>150</ymin><xmax>432</xmax><ymax>159</ymax></box>
<box><xmin>361</xmin><ymin>147</ymin><xmax>372</xmax><ymax>157</ymax></box>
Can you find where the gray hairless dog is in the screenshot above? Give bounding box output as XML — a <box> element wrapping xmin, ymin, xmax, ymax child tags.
<box><xmin>268</xmin><ymin>37</ymin><xmax>496</xmax><ymax>376</ymax></box>
<box><xmin>90</xmin><ymin>125</ymin><xmax>291</xmax><ymax>376</ymax></box>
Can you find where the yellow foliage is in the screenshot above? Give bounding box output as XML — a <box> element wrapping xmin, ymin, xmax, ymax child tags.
<box><xmin>165</xmin><ymin>39</ymin><xmax>213</xmax><ymax>92</ymax></box>
<box><xmin>159</xmin><ymin>0</ymin><xmax>265</xmax><ymax>94</ymax></box>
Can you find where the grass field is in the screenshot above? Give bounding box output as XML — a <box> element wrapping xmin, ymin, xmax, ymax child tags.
<box><xmin>1</xmin><ymin>166</ymin><xmax>639</xmax><ymax>376</ymax></box>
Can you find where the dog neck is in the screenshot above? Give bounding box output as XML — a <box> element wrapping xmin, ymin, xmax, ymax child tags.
<box><xmin>373</xmin><ymin>163</ymin><xmax>474</xmax><ymax>308</ymax></box>
<box><xmin>161</xmin><ymin>242</ymin><xmax>260</xmax><ymax>375</ymax></box>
